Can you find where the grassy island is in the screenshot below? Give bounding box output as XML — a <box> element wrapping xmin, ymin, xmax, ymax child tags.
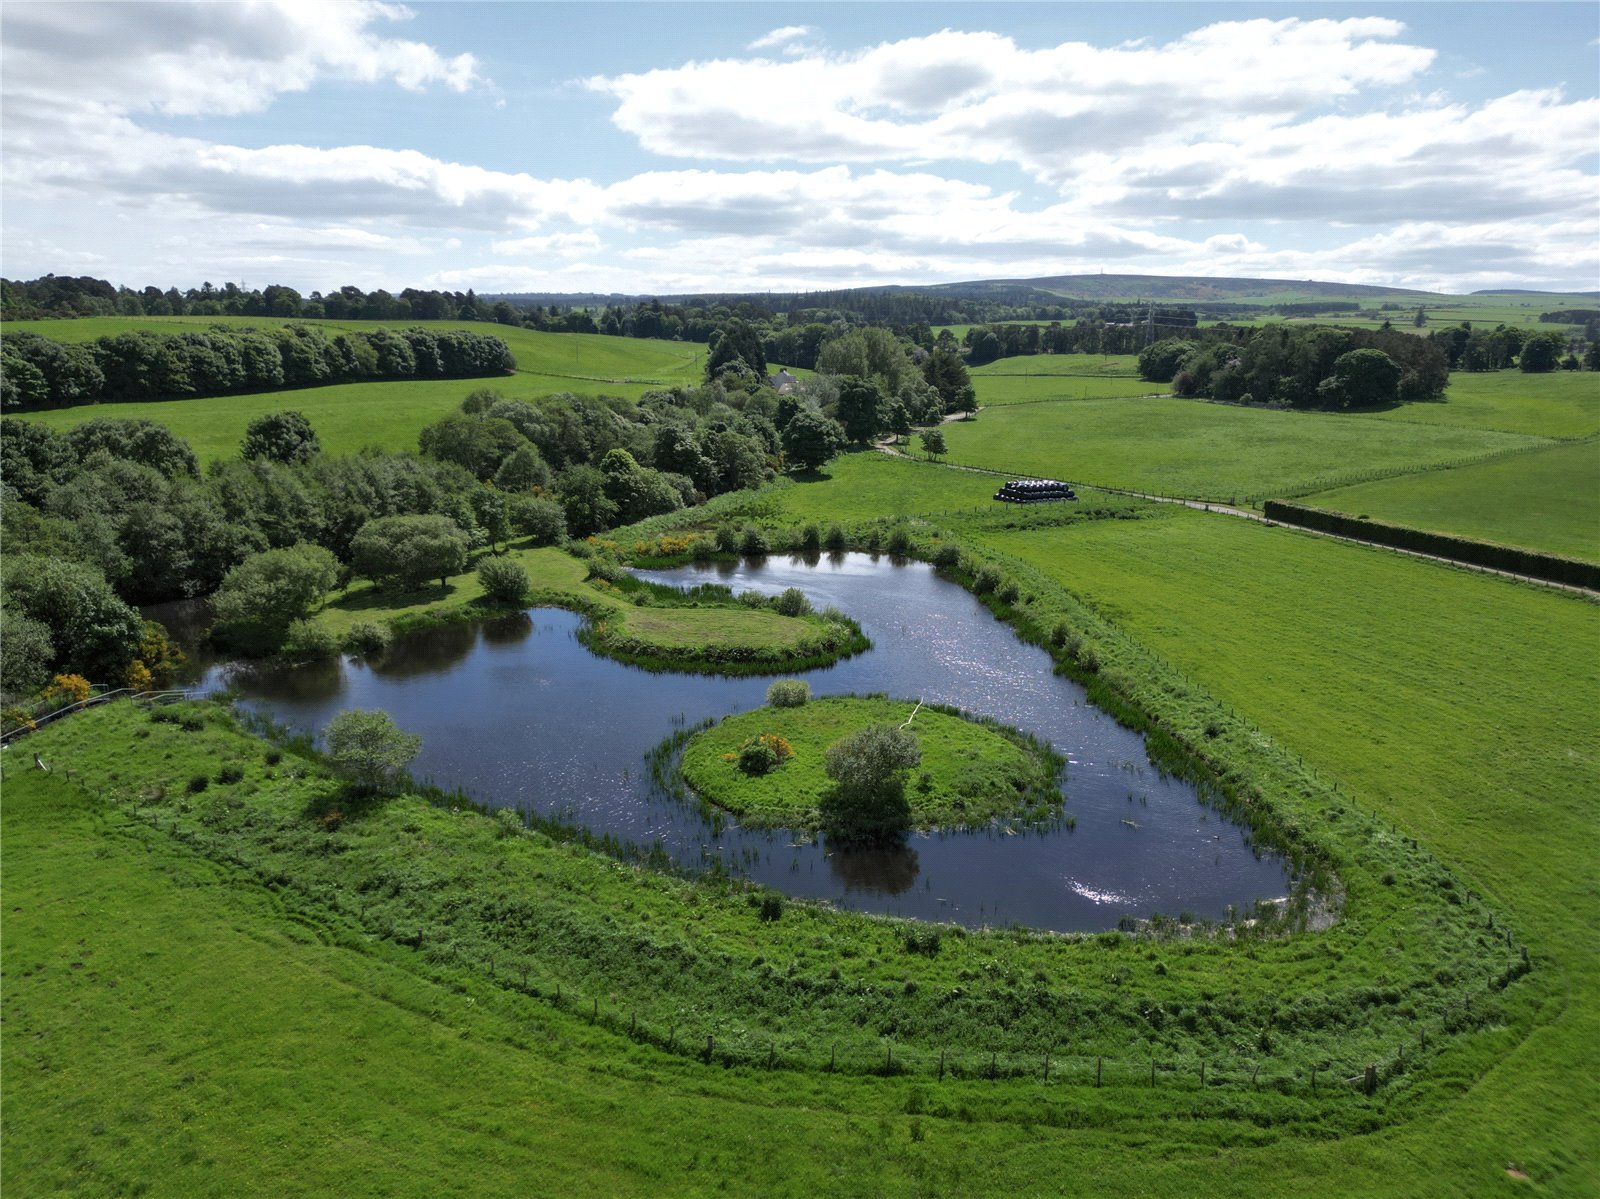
<box><xmin>679</xmin><ymin>695</ymin><xmax>1065</xmax><ymax>831</ymax></box>
<box><xmin>315</xmin><ymin>544</ymin><xmax>867</xmax><ymax>675</ymax></box>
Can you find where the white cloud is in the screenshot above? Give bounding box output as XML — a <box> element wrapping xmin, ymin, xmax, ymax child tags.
<box><xmin>747</xmin><ymin>26</ymin><xmax>813</xmax><ymax>52</ymax></box>
<box><xmin>1</xmin><ymin>1</ymin><xmax>479</xmax><ymax>119</ymax></box>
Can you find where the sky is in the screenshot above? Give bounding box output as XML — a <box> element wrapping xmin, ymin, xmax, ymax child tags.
<box><xmin>2</xmin><ymin>2</ymin><xmax>1597</xmax><ymax>297</ymax></box>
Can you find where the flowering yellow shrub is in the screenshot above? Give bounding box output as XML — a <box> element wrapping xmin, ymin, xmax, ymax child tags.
<box><xmin>42</xmin><ymin>674</ymin><xmax>92</xmax><ymax>706</ymax></box>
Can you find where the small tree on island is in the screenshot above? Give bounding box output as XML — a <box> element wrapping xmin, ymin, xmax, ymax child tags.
<box><xmin>324</xmin><ymin>708</ymin><xmax>421</xmax><ymax>796</ymax></box>
<box><xmin>819</xmin><ymin>724</ymin><xmax>921</xmax><ymax>843</ymax></box>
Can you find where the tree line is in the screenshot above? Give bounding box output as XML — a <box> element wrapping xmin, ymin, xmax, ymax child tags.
<box><xmin>1136</xmin><ymin>324</ymin><xmax>1450</xmax><ymax>410</ymax></box>
<box><xmin>1</xmin><ymin>324</ymin><xmax>514</xmax><ymax>412</ymax></box>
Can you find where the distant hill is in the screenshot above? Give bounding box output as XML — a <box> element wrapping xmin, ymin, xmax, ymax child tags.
<box><xmin>488</xmin><ymin>274</ymin><xmax>1453</xmax><ymax>309</ymax></box>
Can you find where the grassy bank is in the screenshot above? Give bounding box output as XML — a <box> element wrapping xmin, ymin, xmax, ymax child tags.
<box><xmin>316</xmin><ymin>543</ymin><xmax>866</xmax><ymax>675</ymax></box>
<box><xmin>1365</xmin><ymin>369</ymin><xmax>1600</xmax><ymax>439</ymax></box>
<box><xmin>679</xmin><ymin>696</ymin><xmax>1064</xmax><ymax>831</ymax></box>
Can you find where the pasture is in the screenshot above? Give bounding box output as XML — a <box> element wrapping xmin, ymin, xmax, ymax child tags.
<box><xmin>1367</xmin><ymin>369</ymin><xmax>1600</xmax><ymax>439</ymax></box>
<box><xmin>1306</xmin><ymin>439</ymin><xmax>1600</xmax><ymax>563</ymax></box>
<box><xmin>939</xmin><ymin>396</ymin><xmax>1550</xmax><ymax>502</ymax></box>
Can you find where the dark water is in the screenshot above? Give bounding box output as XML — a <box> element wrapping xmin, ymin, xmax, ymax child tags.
<box><xmin>174</xmin><ymin>554</ymin><xmax>1287</xmax><ymax>931</ymax></box>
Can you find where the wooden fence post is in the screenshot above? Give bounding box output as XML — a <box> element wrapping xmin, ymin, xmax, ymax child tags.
<box><xmin>1364</xmin><ymin>1064</ymin><xmax>1377</xmax><ymax>1095</ymax></box>
<box><xmin>1096</xmin><ymin>1057</ymin><xmax>1102</xmax><ymax>1087</ymax></box>
<box><xmin>938</xmin><ymin>1049</ymin><xmax>946</xmax><ymax>1081</ymax></box>
<box><xmin>705</xmin><ymin>1035</ymin><xmax>714</xmax><ymax>1064</ymax></box>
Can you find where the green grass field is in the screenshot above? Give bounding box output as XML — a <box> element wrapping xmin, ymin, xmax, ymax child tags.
<box><xmin>1368</xmin><ymin>369</ymin><xmax>1600</xmax><ymax>439</ymax></box>
<box><xmin>939</xmin><ymin>396</ymin><xmax>1551</xmax><ymax>502</ymax></box>
<box><xmin>7</xmin><ymin>305</ymin><xmax>1600</xmax><ymax>1196</ymax></box>
<box><xmin>967</xmin><ymin>353</ymin><xmax>1168</xmax><ymax>405</ymax></box>
<box><xmin>971</xmin><ymin>505</ymin><xmax>1598</xmax><ymax>1194</ymax></box>
<box><xmin>1306</xmin><ymin>439</ymin><xmax>1600</xmax><ymax>563</ymax></box>
<box><xmin>680</xmin><ymin>696</ymin><xmax>1061</xmax><ymax>830</ymax></box>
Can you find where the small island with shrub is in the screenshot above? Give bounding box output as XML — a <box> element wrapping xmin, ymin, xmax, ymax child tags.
<box><xmin>679</xmin><ymin>687</ymin><xmax>1065</xmax><ymax>836</ymax></box>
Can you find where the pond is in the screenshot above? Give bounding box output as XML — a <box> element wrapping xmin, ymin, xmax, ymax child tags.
<box><xmin>173</xmin><ymin>553</ymin><xmax>1288</xmax><ymax>932</ymax></box>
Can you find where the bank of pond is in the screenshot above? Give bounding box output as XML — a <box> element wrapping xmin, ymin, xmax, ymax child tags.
<box><xmin>168</xmin><ymin>551</ymin><xmax>1288</xmax><ymax>932</ymax></box>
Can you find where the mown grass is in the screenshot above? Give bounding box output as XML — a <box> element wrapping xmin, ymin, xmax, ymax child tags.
<box><xmin>1367</xmin><ymin>369</ymin><xmax>1600</xmax><ymax>439</ymax></box>
<box><xmin>1306</xmin><ymin>439</ymin><xmax>1600</xmax><ymax>562</ymax></box>
<box><xmin>938</xmin><ymin>396</ymin><xmax>1552</xmax><ymax>503</ymax></box>
<box><xmin>679</xmin><ymin>696</ymin><xmax>1062</xmax><ymax>830</ymax></box>
<box><xmin>767</xmin><ymin>450</ymin><xmax>1009</xmax><ymax>523</ymax></box>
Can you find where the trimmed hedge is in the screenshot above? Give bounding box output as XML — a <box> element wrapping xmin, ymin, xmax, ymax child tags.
<box><xmin>1262</xmin><ymin>500</ymin><xmax>1600</xmax><ymax>590</ymax></box>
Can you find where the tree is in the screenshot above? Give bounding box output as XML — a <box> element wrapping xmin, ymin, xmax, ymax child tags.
<box><xmin>835</xmin><ymin>377</ymin><xmax>883</xmax><ymax>444</ymax></box>
<box><xmin>1518</xmin><ymin>331</ymin><xmax>1565</xmax><ymax>373</ymax></box>
<box><xmin>0</xmin><ymin>554</ymin><xmax>142</xmax><ymax>682</ymax></box>
<box><xmin>919</xmin><ymin>428</ymin><xmax>947</xmax><ymax>459</ymax></box>
<box><xmin>780</xmin><ymin>408</ymin><xmax>847</xmax><ymax>472</ymax></box>
<box><xmin>922</xmin><ymin>346</ymin><xmax>971</xmax><ymax>411</ymax></box>
<box><xmin>350</xmin><ymin>514</ymin><xmax>469</xmax><ymax>591</ymax></box>
<box><xmin>241</xmin><ymin>411</ymin><xmax>320</xmax><ymax>464</ymax></box>
<box><xmin>0</xmin><ymin>611</ymin><xmax>55</xmax><ymax>695</ymax></box>
<box><xmin>819</xmin><ymin>724</ymin><xmax>921</xmax><ymax>843</ymax></box>
<box><xmin>210</xmin><ymin>543</ymin><xmax>340</xmax><ymax>655</ymax></box>
<box><xmin>324</xmin><ymin>708</ymin><xmax>421</xmax><ymax>795</ymax></box>
<box><xmin>1316</xmin><ymin>348</ymin><xmax>1401</xmax><ymax>409</ymax></box>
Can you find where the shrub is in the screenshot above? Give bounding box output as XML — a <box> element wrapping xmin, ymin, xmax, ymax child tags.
<box><xmin>324</xmin><ymin>708</ymin><xmax>422</xmax><ymax>795</ymax></box>
<box><xmin>186</xmin><ymin>774</ymin><xmax>210</xmax><ymax>794</ymax></box>
<box><xmin>886</xmin><ymin>527</ymin><xmax>914</xmax><ymax>555</ymax></box>
<box><xmin>280</xmin><ymin>620</ymin><xmax>340</xmax><ymax>661</ymax></box>
<box><xmin>495</xmin><ymin>808</ymin><xmax>524</xmax><ymax>838</ymax></box>
<box><xmin>931</xmin><ymin>543</ymin><xmax>961</xmax><ymax>569</ymax></box>
<box><xmin>758</xmin><ymin>894</ymin><xmax>783</xmax><ymax>922</ymax></box>
<box><xmin>714</xmin><ymin>525</ymin><xmax>740</xmax><ymax>553</ymax></box>
<box><xmin>973</xmin><ymin>566</ymin><xmax>1002</xmax><ymax>595</ymax></box>
<box><xmin>216</xmin><ymin>765</ymin><xmax>245</xmax><ymax>785</ymax></box>
<box><xmin>766</xmin><ymin>679</ymin><xmax>810</xmax><ymax>708</ymax></box>
<box><xmin>689</xmin><ymin>536</ymin><xmax>717</xmax><ymax>561</ymax></box>
<box><xmin>40</xmin><ymin>673</ymin><xmax>92</xmax><ymax>707</ymax></box>
<box><xmin>823</xmin><ymin>524</ymin><xmax>847</xmax><ymax>552</ymax></box>
<box><xmin>997</xmin><ymin>580</ymin><xmax>1020</xmax><ymax>604</ymax></box>
<box><xmin>773</xmin><ymin>587</ymin><xmax>812</xmax><ymax>617</ymax></box>
<box><xmin>343</xmin><ymin>621</ymin><xmax>392</xmax><ymax>656</ymax></box>
<box><xmin>264</xmin><ymin>749</ymin><xmax>283</xmax><ymax>767</ymax></box>
<box><xmin>738</xmin><ymin>740</ymin><xmax>780</xmax><ymax>776</ymax></box>
<box><xmin>739</xmin><ymin>526</ymin><xmax>770</xmax><ymax>557</ymax></box>
<box><xmin>798</xmin><ymin>524</ymin><xmax>821</xmax><ymax>553</ymax></box>
<box><xmin>478</xmin><ymin>557</ymin><xmax>531</xmax><ymax>606</ymax></box>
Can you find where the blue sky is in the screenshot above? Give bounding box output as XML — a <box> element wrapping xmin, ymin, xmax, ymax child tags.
<box><xmin>3</xmin><ymin>2</ymin><xmax>1596</xmax><ymax>295</ymax></box>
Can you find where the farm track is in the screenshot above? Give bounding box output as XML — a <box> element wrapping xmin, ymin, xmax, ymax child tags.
<box><xmin>875</xmin><ymin>424</ymin><xmax>1599</xmax><ymax>598</ymax></box>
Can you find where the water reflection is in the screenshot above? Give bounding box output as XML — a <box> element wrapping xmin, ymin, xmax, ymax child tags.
<box><xmin>826</xmin><ymin>839</ymin><xmax>920</xmax><ymax>896</ymax></box>
<box><xmin>174</xmin><ymin>554</ymin><xmax>1289</xmax><ymax>932</ymax></box>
